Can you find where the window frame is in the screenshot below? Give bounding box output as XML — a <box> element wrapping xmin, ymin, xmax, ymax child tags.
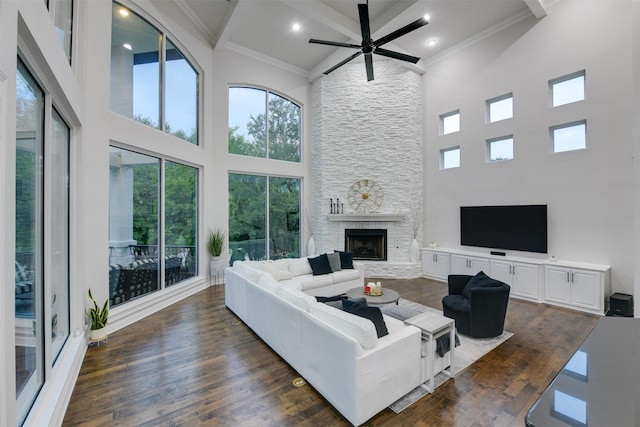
<box><xmin>228</xmin><ymin>172</ymin><xmax>302</xmax><ymax>263</ymax></box>
<box><xmin>440</xmin><ymin>146</ymin><xmax>461</xmax><ymax>170</ymax></box>
<box><xmin>486</xmin><ymin>93</ymin><xmax>513</xmax><ymax>123</ymax></box>
<box><xmin>439</xmin><ymin>110</ymin><xmax>460</xmax><ymax>135</ymax></box>
<box><xmin>486</xmin><ymin>135</ymin><xmax>514</xmax><ymax>162</ymax></box>
<box><xmin>110</xmin><ymin>1</ymin><xmax>202</xmax><ymax>145</ymax></box>
<box><xmin>108</xmin><ymin>144</ymin><xmax>200</xmax><ymax>307</ymax></box>
<box><xmin>228</xmin><ymin>85</ymin><xmax>302</xmax><ymax>162</ymax></box>
<box><xmin>550</xmin><ymin>120</ymin><xmax>587</xmax><ymax>153</ymax></box>
<box><xmin>550</xmin><ymin>70</ymin><xmax>585</xmax><ymax>107</ymax></box>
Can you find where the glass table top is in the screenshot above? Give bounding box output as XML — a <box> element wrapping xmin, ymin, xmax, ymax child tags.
<box><xmin>526</xmin><ymin>317</ymin><xmax>640</xmax><ymax>427</ymax></box>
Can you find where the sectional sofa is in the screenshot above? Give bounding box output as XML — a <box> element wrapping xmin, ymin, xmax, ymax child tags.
<box><xmin>224</xmin><ymin>254</ymin><xmax>424</xmax><ymax>426</ymax></box>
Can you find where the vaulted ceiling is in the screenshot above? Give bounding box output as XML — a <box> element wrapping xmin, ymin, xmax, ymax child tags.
<box><xmin>160</xmin><ymin>0</ymin><xmax>549</xmax><ymax>80</ymax></box>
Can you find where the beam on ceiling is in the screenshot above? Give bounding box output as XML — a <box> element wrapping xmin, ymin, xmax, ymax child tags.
<box><xmin>524</xmin><ymin>0</ymin><xmax>547</xmax><ymax>18</ymax></box>
<box><xmin>280</xmin><ymin>0</ymin><xmax>362</xmax><ymax>41</ymax></box>
<box><xmin>213</xmin><ymin>0</ymin><xmax>243</xmax><ymax>50</ymax></box>
<box><xmin>174</xmin><ymin>0</ymin><xmax>216</xmax><ymax>46</ymax></box>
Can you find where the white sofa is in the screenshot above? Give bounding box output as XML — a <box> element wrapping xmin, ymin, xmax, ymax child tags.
<box><xmin>225</xmin><ymin>257</ymin><xmax>423</xmax><ymax>426</ymax></box>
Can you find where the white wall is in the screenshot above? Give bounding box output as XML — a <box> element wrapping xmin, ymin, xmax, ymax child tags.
<box><xmin>423</xmin><ymin>1</ymin><xmax>635</xmax><ymax>295</ymax></box>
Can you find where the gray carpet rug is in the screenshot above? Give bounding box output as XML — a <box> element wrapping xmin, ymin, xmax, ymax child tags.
<box><xmin>381</xmin><ymin>298</ymin><xmax>513</xmax><ymax>413</ymax></box>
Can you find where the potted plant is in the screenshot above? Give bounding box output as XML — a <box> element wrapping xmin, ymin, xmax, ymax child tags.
<box><xmin>86</xmin><ymin>289</ymin><xmax>109</xmax><ymax>341</ymax></box>
<box><xmin>207</xmin><ymin>227</ymin><xmax>227</xmax><ymax>277</ymax></box>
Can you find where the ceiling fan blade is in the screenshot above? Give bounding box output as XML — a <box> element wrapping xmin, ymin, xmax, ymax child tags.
<box><xmin>358</xmin><ymin>3</ymin><xmax>372</xmax><ymax>43</ymax></box>
<box><xmin>374</xmin><ymin>47</ymin><xmax>421</xmax><ymax>64</ymax></box>
<box><xmin>309</xmin><ymin>39</ymin><xmax>362</xmax><ymax>49</ymax></box>
<box><xmin>365</xmin><ymin>54</ymin><xmax>374</xmax><ymax>81</ymax></box>
<box><xmin>374</xmin><ymin>17</ymin><xmax>428</xmax><ymax>48</ymax></box>
<box><xmin>323</xmin><ymin>51</ymin><xmax>363</xmax><ymax>75</ymax></box>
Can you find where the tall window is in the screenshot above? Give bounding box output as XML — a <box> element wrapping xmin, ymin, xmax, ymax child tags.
<box><xmin>228</xmin><ymin>87</ymin><xmax>301</xmax><ymax>162</ymax></box>
<box><xmin>110</xmin><ymin>2</ymin><xmax>199</xmax><ymax>144</ymax></box>
<box><xmin>52</xmin><ymin>0</ymin><xmax>73</xmax><ymax>63</ymax></box>
<box><xmin>228</xmin><ymin>174</ymin><xmax>300</xmax><ymax>263</ymax></box>
<box><xmin>15</xmin><ymin>59</ymin><xmax>70</xmax><ymax>425</ymax></box>
<box><xmin>109</xmin><ymin>147</ymin><xmax>198</xmax><ymax>307</ymax></box>
<box><xmin>50</xmin><ymin>109</ymin><xmax>70</xmax><ymax>361</ymax></box>
<box><xmin>164</xmin><ymin>161</ymin><xmax>198</xmax><ymax>287</ymax></box>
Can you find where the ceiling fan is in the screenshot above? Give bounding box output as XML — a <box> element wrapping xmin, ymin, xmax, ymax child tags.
<box><xmin>309</xmin><ymin>3</ymin><xmax>428</xmax><ymax>81</ymax></box>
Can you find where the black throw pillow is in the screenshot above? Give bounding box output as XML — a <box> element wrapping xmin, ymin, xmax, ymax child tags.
<box><xmin>334</xmin><ymin>250</ymin><xmax>354</xmax><ymax>269</ymax></box>
<box><xmin>308</xmin><ymin>253</ymin><xmax>333</xmax><ymax>276</ymax></box>
<box><xmin>461</xmin><ymin>271</ymin><xmax>497</xmax><ymax>299</ymax></box>
<box><xmin>342</xmin><ymin>299</ymin><xmax>389</xmax><ymax>338</ymax></box>
<box><xmin>316</xmin><ymin>295</ymin><xmax>347</xmax><ymax>303</ymax></box>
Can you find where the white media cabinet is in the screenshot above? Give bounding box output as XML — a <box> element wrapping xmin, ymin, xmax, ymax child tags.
<box><xmin>421</xmin><ymin>248</ymin><xmax>611</xmax><ymax>315</ymax></box>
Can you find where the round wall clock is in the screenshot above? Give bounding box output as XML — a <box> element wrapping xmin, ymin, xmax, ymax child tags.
<box><xmin>348</xmin><ymin>179</ymin><xmax>384</xmax><ymax>213</ymax></box>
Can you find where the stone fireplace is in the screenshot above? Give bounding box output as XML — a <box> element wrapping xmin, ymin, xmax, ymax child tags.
<box><xmin>310</xmin><ymin>61</ymin><xmax>424</xmax><ymax>278</ymax></box>
<box><xmin>345</xmin><ymin>229</ymin><xmax>387</xmax><ymax>261</ymax></box>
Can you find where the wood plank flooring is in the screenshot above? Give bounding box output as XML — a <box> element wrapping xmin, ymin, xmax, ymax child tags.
<box><xmin>63</xmin><ymin>277</ymin><xmax>599</xmax><ymax>426</ymax></box>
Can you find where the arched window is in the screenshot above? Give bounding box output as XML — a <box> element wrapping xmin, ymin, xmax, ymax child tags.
<box><xmin>228</xmin><ymin>87</ymin><xmax>301</xmax><ymax>162</ymax></box>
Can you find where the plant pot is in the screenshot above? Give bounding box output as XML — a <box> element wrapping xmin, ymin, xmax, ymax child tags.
<box><xmin>210</xmin><ymin>257</ymin><xmax>226</xmax><ymax>276</ymax></box>
<box><xmin>410</xmin><ymin>238</ymin><xmax>420</xmax><ymax>263</ymax></box>
<box><xmin>90</xmin><ymin>327</ymin><xmax>108</xmax><ymax>342</ymax></box>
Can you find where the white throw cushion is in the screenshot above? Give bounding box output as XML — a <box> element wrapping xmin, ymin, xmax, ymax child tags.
<box><xmin>309</xmin><ymin>303</ymin><xmax>378</xmax><ymax>350</ymax></box>
<box><xmin>329</xmin><ymin>269</ymin><xmax>360</xmax><ymax>283</ymax></box>
<box><xmin>232</xmin><ymin>262</ymin><xmax>262</xmax><ymax>283</ymax></box>
<box><xmin>257</xmin><ymin>273</ymin><xmax>280</xmax><ymax>293</ymax></box>
<box><xmin>288</xmin><ymin>257</ymin><xmax>313</xmax><ymax>276</ymax></box>
<box><xmin>252</xmin><ymin>261</ymin><xmax>292</xmax><ymax>282</ymax></box>
<box><xmin>273</xmin><ymin>258</ymin><xmax>289</xmax><ymax>271</ymax></box>
<box><xmin>275</xmin><ymin>285</ymin><xmax>317</xmax><ymax>311</ymax></box>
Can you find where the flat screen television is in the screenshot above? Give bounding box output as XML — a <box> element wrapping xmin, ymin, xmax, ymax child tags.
<box><xmin>460</xmin><ymin>205</ymin><xmax>548</xmax><ymax>253</ymax></box>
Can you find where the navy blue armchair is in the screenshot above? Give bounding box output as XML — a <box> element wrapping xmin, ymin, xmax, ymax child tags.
<box><xmin>442</xmin><ymin>273</ymin><xmax>510</xmax><ymax>338</ymax></box>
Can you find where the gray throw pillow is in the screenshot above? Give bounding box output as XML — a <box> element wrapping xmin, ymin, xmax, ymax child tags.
<box><xmin>327</xmin><ymin>252</ymin><xmax>342</xmax><ymax>272</ymax></box>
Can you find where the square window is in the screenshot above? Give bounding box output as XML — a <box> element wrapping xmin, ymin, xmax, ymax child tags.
<box><xmin>551</xmin><ymin>121</ymin><xmax>586</xmax><ymax>153</ymax></box>
<box><xmin>551</xmin><ymin>71</ymin><xmax>585</xmax><ymax>107</ymax></box>
<box><xmin>441</xmin><ymin>146</ymin><xmax>460</xmax><ymax>169</ymax></box>
<box><xmin>487</xmin><ymin>136</ymin><xmax>514</xmax><ymax>162</ymax></box>
<box><xmin>487</xmin><ymin>94</ymin><xmax>513</xmax><ymax>123</ymax></box>
<box><xmin>440</xmin><ymin>110</ymin><xmax>460</xmax><ymax>135</ymax></box>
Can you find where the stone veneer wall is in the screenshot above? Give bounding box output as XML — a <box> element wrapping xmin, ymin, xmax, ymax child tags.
<box><xmin>311</xmin><ymin>60</ymin><xmax>423</xmax><ymax>278</ymax></box>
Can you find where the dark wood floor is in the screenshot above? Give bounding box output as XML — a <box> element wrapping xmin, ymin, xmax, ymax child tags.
<box><xmin>63</xmin><ymin>277</ymin><xmax>599</xmax><ymax>426</ymax></box>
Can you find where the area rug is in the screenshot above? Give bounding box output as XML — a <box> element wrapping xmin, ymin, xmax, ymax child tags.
<box><xmin>381</xmin><ymin>299</ymin><xmax>513</xmax><ymax>413</ymax></box>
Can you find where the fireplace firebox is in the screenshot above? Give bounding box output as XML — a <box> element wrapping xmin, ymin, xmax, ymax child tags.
<box><xmin>345</xmin><ymin>229</ymin><xmax>387</xmax><ymax>261</ymax></box>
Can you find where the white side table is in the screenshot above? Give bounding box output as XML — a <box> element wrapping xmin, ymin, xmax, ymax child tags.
<box><xmin>404</xmin><ymin>311</ymin><xmax>456</xmax><ymax>393</ymax></box>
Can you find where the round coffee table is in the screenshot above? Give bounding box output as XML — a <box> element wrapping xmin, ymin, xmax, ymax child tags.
<box><xmin>346</xmin><ymin>287</ymin><xmax>400</xmax><ymax>305</ymax></box>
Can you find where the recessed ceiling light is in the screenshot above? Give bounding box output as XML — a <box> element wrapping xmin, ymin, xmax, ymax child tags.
<box><xmin>119</xmin><ymin>8</ymin><xmax>130</xmax><ymax>17</ymax></box>
<box><xmin>123</xmin><ymin>43</ymin><xmax>132</xmax><ymax>50</ymax></box>
<box><xmin>292</xmin><ymin>23</ymin><xmax>301</xmax><ymax>32</ymax></box>
<box><xmin>423</xmin><ymin>14</ymin><xmax>431</xmax><ymax>22</ymax></box>
<box><xmin>427</xmin><ymin>38</ymin><xmax>437</xmax><ymax>47</ymax></box>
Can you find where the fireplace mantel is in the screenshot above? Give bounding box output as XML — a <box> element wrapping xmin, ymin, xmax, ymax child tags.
<box><xmin>326</xmin><ymin>214</ymin><xmax>406</xmax><ymax>222</ymax></box>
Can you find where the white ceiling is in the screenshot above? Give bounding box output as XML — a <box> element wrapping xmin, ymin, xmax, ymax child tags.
<box><xmin>165</xmin><ymin>0</ymin><xmax>549</xmax><ymax>80</ymax></box>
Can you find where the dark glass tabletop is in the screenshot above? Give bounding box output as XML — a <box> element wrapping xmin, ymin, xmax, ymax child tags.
<box><xmin>526</xmin><ymin>317</ymin><xmax>639</xmax><ymax>427</ymax></box>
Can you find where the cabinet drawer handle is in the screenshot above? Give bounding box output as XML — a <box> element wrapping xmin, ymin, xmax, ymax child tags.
<box><xmin>567</xmin><ymin>272</ymin><xmax>570</xmax><ymax>282</ymax></box>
